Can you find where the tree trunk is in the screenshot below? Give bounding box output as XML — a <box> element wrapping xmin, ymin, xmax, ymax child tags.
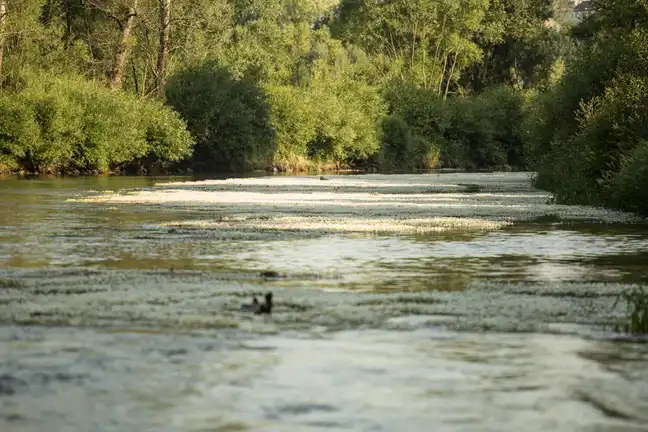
<box><xmin>110</xmin><ymin>0</ymin><xmax>138</xmax><ymax>90</ymax></box>
<box><xmin>155</xmin><ymin>0</ymin><xmax>171</xmax><ymax>98</ymax></box>
<box><xmin>437</xmin><ymin>52</ymin><xmax>448</xmax><ymax>96</ymax></box>
<box><xmin>0</xmin><ymin>0</ymin><xmax>6</xmax><ymax>80</ymax></box>
<box><xmin>444</xmin><ymin>49</ymin><xmax>462</xmax><ymax>100</ymax></box>
<box><xmin>432</xmin><ymin>14</ymin><xmax>447</xmax><ymax>93</ymax></box>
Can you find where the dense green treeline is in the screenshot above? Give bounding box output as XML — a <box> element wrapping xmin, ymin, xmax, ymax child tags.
<box><xmin>526</xmin><ymin>0</ymin><xmax>648</xmax><ymax>215</ymax></box>
<box><xmin>1</xmin><ymin>0</ymin><xmax>647</xmax><ymax>216</ymax></box>
<box><xmin>0</xmin><ymin>0</ymin><xmax>567</xmax><ymax>175</ymax></box>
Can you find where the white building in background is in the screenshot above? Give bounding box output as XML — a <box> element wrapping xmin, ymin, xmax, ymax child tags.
<box><xmin>569</xmin><ymin>0</ymin><xmax>593</xmax><ymax>23</ymax></box>
<box><xmin>545</xmin><ymin>0</ymin><xmax>594</xmax><ymax>30</ymax></box>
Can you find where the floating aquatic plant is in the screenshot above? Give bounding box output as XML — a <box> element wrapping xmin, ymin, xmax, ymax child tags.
<box><xmin>68</xmin><ymin>173</ymin><xmax>645</xmax><ymax>225</ymax></box>
<box><xmin>613</xmin><ymin>286</ymin><xmax>648</xmax><ymax>334</ymax></box>
<box><xmin>0</xmin><ymin>279</ymin><xmax>25</xmax><ymax>289</ymax></box>
<box><xmin>160</xmin><ymin>216</ymin><xmax>510</xmax><ymax>235</ymax></box>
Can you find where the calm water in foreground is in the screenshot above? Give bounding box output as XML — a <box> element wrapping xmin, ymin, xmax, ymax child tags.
<box><xmin>1</xmin><ymin>172</ymin><xmax>648</xmax><ymax>432</ymax></box>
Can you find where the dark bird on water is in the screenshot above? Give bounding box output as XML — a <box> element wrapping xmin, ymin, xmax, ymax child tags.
<box><xmin>241</xmin><ymin>292</ymin><xmax>273</xmax><ymax>315</ymax></box>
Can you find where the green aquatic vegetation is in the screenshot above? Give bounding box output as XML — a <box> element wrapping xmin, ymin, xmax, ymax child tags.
<box><xmin>75</xmin><ymin>173</ymin><xmax>644</xmax><ymax>225</ymax></box>
<box><xmin>528</xmin><ymin>214</ymin><xmax>562</xmax><ymax>224</ymax></box>
<box><xmin>0</xmin><ymin>278</ymin><xmax>25</xmax><ymax>289</ymax></box>
<box><xmin>458</xmin><ymin>184</ymin><xmax>482</xmax><ymax>193</ymax></box>
<box><xmin>356</xmin><ymin>295</ymin><xmax>442</xmax><ymax>306</ymax></box>
<box><xmin>613</xmin><ymin>286</ymin><xmax>648</xmax><ymax>334</ymax></box>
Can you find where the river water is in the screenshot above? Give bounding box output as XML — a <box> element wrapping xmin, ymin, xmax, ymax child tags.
<box><xmin>1</xmin><ymin>172</ymin><xmax>648</xmax><ymax>431</ymax></box>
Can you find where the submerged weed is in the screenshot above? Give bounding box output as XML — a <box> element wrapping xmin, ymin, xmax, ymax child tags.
<box><xmin>357</xmin><ymin>295</ymin><xmax>442</xmax><ymax>306</ymax></box>
<box><xmin>529</xmin><ymin>213</ymin><xmax>562</xmax><ymax>224</ymax></box>
<box><xmin>613</xmin><ymin>286</ymin><xmax>648</xmax><ymax>334</ymax></box>
<box><xmin>0</xmin><ymin>279</ymin><xmax>25</xmax><ymax>289</ymax></box>
<box><xmin>458</xmin><ymin>183</ymin><xmax>482</xmax><ymax>193</ymax></box>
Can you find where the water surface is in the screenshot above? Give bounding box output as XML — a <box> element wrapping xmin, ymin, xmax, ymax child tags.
<box><xmin>1</xmin><ymin>172</ymin><xmax>648</xmax><ymax>431</ymax></box>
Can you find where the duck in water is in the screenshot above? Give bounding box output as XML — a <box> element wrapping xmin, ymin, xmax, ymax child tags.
<box><xmin>241</xmin><ymin>292</ymin><xmax>273</xmax><ymax>315</ymax></box>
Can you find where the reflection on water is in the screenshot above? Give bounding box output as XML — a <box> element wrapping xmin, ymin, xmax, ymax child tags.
<box><xmin>1</xmin><ymin>327</ymin><xmax>648</xmax><ymax>432</ymax></box>
<box><xmin>1</xmin><ymin>172</ymin><xmax>648</xmax><ymax>431</ymax></box>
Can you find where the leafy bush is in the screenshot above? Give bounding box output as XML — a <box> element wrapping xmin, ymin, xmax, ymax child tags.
<box><xmin>0</xmin><ymin>93</ymin><xmax>39</xmax><ymax>171</ymax></box>
<box><xmin>0</xmin><ymin>71</ymin><xmax>194</xmax><ymax>174</ymax></box>
<box><xmin>166</xmin><ymin>60</ymin><xmax>275</xmax><ymax>172</ymax></box>
<box><xmin>306</xmin><ymin>71</ymin><xmax>385</xmax><ymax>167</ymax></box>
<box><xmin>607</xmin><ymin>141</ymin><xmax>648</xmax><ymax>215</ymax></box>
<box><xmin>384</xmin><ymin>83</ymin><xmax>447</xmax><ymax>168</ymax></box>
<box><xmin>384</xmin><ymin>83</ymin><xmax>525</xmax><ymax>170</ymax></box>
<box><xmin>379</xmin><ymin>115</ymin><xmax>413</xmax><ymax>170</ymax></box>
<box><xmin>448</xmin><ymin>86</ymin><xmax>526</xmax><ymax>169</ymax></box>
<box><xmin>411</xmin><ymin>135</ymin><xmax>440</xmax><ymax>169</ymax></box>
<box><xmin>265</xmin><ymin>59</ymin><xmax>386</xmax><ymax>170</ymax></box>
<box><xmin>527</xmin><ymin>28</ymin><xmax>648</xmax><ymax>215</ymax></box>
<box><xmin>523</xmin><ymin>37</ymin><xmax>628</xmax><ymax>172</ymax></box>
<box><xmin>264</xmin><ymin>84</ymin><xmax>316</xmax><ymax>170</ymax></box>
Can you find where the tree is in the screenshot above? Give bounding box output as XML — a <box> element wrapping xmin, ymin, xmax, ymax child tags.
<box><xmin>464</xmin><ymin>0</ymin><xmax>565</xmax><ymax>91</ymax></box>
<box><xmin>333</xmin><ymin>0</ymin><xmax>489</xmax><ymax>95</ymax></box>
<box><xmin>582</xmin><ymin>0</ymin><xmax>648</xmax><ymax>33</ymax></box>
<box><xmin>108</xmin><ymin>0</ymin><xmax>139</xmax><ymax>89</ymax></box>
<box><xmin>155</xmin><ymin>0</ymin><xmax>170</xmax><ymax>96</ymax></box>
<box><xmin>0</xmin><ymin>0</ymin><xmax>6</xmax><ymax>80</ymax></box>
<box><xmin>526</xmin><ymin>0</ymin><xmax>648</xmax><ymax>214</ymax></box>
<box><xmin>165</xmin><ymin>60</ymin><xmax>275</xmax><ymax>171</ymax></box>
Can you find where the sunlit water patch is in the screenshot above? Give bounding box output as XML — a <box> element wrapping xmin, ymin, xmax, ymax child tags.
<box><xmin>1</xmin><ymin>327</ymin><xmax>648</xmax><ymax>432</ymax></box>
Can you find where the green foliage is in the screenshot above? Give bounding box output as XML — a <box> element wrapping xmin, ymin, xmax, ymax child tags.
<box><xmin>139</xmin><ymin>101</ymin><xmax>196</xmax><ymax>163</ymax></box>
<box><xmin>0</xmin><ymin>92</ymin><xmax>39</xmax><ymax>168</ymax></box>
<box><xmin>574</xmin><ymin>0</ymin><xmax>648</xmax><ymax>38</ymax></box>
<box><xmin>333</xmin><ymin>0</ymin><xmax>491</xmax><ymax>94</ymax></box>
<box><xmin>523</xmin><ymin>36</ymin><xmax>627</xmax><ymax>168</ymax></box>
<box><xmin>466</xmin><ymin>0</ymin><xmax>568</xmax><ymax>91</ymax></box>
<box><xmin>265</xmin><ymin>84</ymin><xmax>316</xmax><ymax>166</ymax></box>
<box><xmin>411</xmin><ymin>135</ymin><xmax>440</xmax><ymax>170</ymax></box>
<box><xmin>266</xmin><ymin>71</ymin><xmax>386</xmax><ymax>169</ymax></box>
<box><xmin>382</xmin><ymin>84</ymin><xmax>446</xmax><ymax>169</ymax></box>
<box><xmin>448</xmin><ymin>86</ymin><xmax>526</xmax><ymax>169</ymax></box>
<box><xmin>0</xmin><ymin>0</ymin><xmax>569</xmax><ymax>176</ymax></box>
<box><xmin>380</xmin><ymin>115</ymin><xmax>413</xmax><ymax>170</ymax></box>
<box><xmin>0</xmin><ymin>71</ymin><xmax>193</xmax><ymax>174</ymax></box>
<box><xmin>385</xmin><ymin>83</ymin><xmax>450</xmax><ymax>145</ymax></box>
<box><xmin>256</xmin><ymin>27</ymin><xmax>386</xmax><ymax>170</ymax></box>
<box><xmin>384</xmin><ymin>83</ymin><xmax>525</xmax><ymax>170</ymax></box>
<box><xmin>304</xmin><ymin>64</ymin><xmax>386</xmax><ymax>165</ymax></box>
<box><xmin>607</xmin><ymin>141</ymin><xmax>648</xmax><ymax>215</ymax></box>
<box><xmin>527</xmin><ymin>9</ymin><xmax>648</xmax><ymax>215</ymax></box>
<box><xmin>165</xmin><ymin>60</ymin><xmax>274</xmax><ymax>172</ymax></box>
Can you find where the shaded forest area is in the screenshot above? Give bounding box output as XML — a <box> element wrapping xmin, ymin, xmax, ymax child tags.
<box><xmin>0</xmin><ymin>0</ymin><xmax>647</xmax><ymax>215</ymax></box>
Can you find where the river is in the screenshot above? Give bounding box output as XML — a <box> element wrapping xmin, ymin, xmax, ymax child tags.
<box><xmin>1</xmin><ymin>172</ymin><xmax>648</xmax><ymax>431</ymax></box>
